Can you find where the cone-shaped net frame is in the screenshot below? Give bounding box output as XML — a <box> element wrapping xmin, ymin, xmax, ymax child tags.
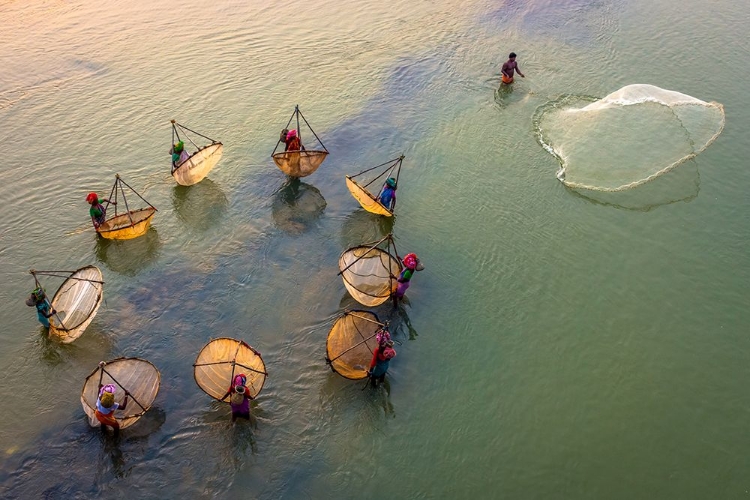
<box><xmin>47</xmin><ymin>266</ymin><xmax>104</xmax><ymax>343</ymax></box>
<box><xmin>326</xmin><ymin>311</ymin><xmax>382</xmax><ymax>380</ymax></box>
<box><xmin>339</xmin><ymin>245</ymin><xmax>401</xmax><ymax>307</ymax></box>
<box><xmin>80</xmin><ymin>357</ymin><xmax>161</xmax><ymax>429</ymax></box>
<box><xmin>194</xmin><ymin>338</ymin><xmax>267</xmax><ymax>401</ymax></box>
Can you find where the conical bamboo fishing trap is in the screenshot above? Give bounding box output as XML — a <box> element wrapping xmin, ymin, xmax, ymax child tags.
<box><xmin>338</xmin><ymin>233</ymin><xmax>402</xmax><ymax>307</ymax></box>
<box><xmin>96</xmin><ymin>174</ymin><xmax>157</xmax><ymax>240</ymax></box>
<box><xmin>81</xmin><ymin>358</ymin><xmax>161</xmax><ymax>429</ymax></box>
<box><xmin>271</xmin><ymin>105</ymin><xmax>329</xmax><ymax>177</ymax></box>
<box><xmin>30</xmin><ymin>266</ymin><xmax>104</xmax><ymax>343</ymax></box>
<box><xmin>170</xmin><ymin>120</ymin><xmax>223</xmax><ymax>186</ymax></box>
<box><xmin>325</xmin><ymin>310</ymin><xmax>385</xmax><ymax>380</ymax></box>
<box><xmin>193</xmin><ymin>338</ymin><xmax>267</xmax><ymax>402</ymax></box>
<box><xmin>345</xmin><ymin>155</ymin><xmax>404</xmax><ymax>217</ymax></box>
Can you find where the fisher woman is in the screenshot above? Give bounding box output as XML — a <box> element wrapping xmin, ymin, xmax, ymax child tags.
<box><xmin>379</xmin><ymin>177</ymin><xmax>397</xmax><ymax>211</ymax></box>
<box><xmin>25</xmin><ymin>287</ymin><xmax>56</xmax><ymax>328</ymax></box>
<box><xmin>368</xmin><ymin>327</ymin><xmax>397</xmax><ymax>387</ymax></box>
<box><xmin>393</xmin><ymin>253</ymin><xmax>424</xmax><ymax>306</ymax></box>
<box><xmin>284</xmin><ymin>129</ymin><xmax>302</xmax><ymax>152</ymax></box>
<box><xmin>170</xmin><ymin>140</ymin><xmax>190</xmax><ymax>166</ymax></box>
<box><xmin>225</xmin><ymin>373</ymin><xmax>257</xmax><ymax>426</ymax></box>
<box><xmin>86</xmin><ymin>192</ymin><xmax>116</xmax><ymax>230</ymax></box>
<box><xmin>95</xmin><ymin>380</ymin><xmax>129</xmax><ymax>435</ymax></box>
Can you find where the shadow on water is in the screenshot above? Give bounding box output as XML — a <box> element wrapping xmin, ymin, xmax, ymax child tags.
<box><xmin>0</xmin><ymin>409</ymin><xmax>166</xmax><ymax>498</ymax></box>
<box><xmin>34</xmin><ymin>321</ymin><xmax>116</xmax><ymax>367</ymax></box>
<box><xmin>567</xmin><ymin>161</ymin><xmax>701</xmax><ymax>211</ymax></box>
<box><xmin>171</xmin><ymin>178</ymin><xmax>229</xmax><ymax>233</ymax></box>
<box><xmin>493</xmin><ymin>80</ymin><xmax>535</xmax><ymax>109</ymax></box>
<box><xmin>339</xmin><ymin>209</ymin><xmax>395</xmax><ymax>248</ymax></box>
<box><xmin>271</xmin><ymin>178</ymin><xmax>327</xmax><ymax>235</ymax></box>
<box><xmin>95</xmin><ymin>227</ymin><xmax>162</xmax><ymax>277</ymax></box>
<box><xmin>482</xmin><ymin>0</ymin><xmax>612</xmax><ymax>47</ymax></box>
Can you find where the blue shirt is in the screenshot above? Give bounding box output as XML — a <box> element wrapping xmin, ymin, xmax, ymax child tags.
<box><xmin>35</xmin><ymin>301</ymin><xmax>52</xmax><ymax>328</ymax></box>
<box><xmin>379</xmin><ymin>187</ymin><xmax>396</xmax><ymax>210</ymax></box>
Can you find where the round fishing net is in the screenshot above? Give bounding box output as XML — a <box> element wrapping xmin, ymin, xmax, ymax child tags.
<box><xmin>80</xmin><ymin>358</ymin><xmax>161</xmax><ymax>430</ymax></box>
<box><xmin>326</xmin><ymin>311</ymin><xmax>382</xmax><ymax>380</ymax></box>
<box><xmin>193</xmin><ymin>338</ymin><xmax>267</xmax><ymax>401</ymax></box>
<box><xmin>339</xmin><ymin>246</ymin><xmax>401</xmax><ymax>307</ymax></box>
<box><xmin>537</xmin><ymin>84</ymin><xmax>725</xmax><ymax>191</ymax></box>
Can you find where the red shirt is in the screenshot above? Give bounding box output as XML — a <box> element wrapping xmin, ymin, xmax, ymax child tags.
<box><xmin>286</xmin><ymin>137</ymin><xmax>301</xmax><ymax>151</ymax></box>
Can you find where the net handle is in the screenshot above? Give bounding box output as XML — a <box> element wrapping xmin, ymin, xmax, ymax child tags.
<box><xmin>100</xmin><ymin>366</ymin><xmax>148</xmax><ymax>414</ymax></box>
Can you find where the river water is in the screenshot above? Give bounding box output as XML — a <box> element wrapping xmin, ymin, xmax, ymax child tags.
<box><xmin>1</xmin><ymin>0</ymin><xmax>749</xmax><ymax>498</ymax></box>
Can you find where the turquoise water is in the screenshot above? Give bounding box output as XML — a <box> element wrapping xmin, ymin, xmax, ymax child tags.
<box><xmin>1</xmin><ymin>0</ymin><xmax>749</xmax><ymax>497</ymax></box>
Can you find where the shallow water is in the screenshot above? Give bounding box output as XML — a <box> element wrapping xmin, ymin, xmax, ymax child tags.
<box><xmin>1</xmin><ymin>0</ymin><xmax>749</xmax><ymax>497</ymax></box>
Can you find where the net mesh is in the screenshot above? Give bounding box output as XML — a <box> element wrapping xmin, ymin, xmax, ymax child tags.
<box><xmin>49</xmin><ymin>266</ymin><xmax>103</xmax><ymax>343</ymax></box>
<box><xmin>98</xmin><ymin>208</ymin><xmax>156</xmax><ymax>240</ymax></box>
<box><xmin>273</xmin><ymin>150</ymin><xmax>328</xmax><ymax>177</ymax></box>
<box><xmin>80</xmin><ymin>358</ymin><xmax>161</xmax><ymax>429</ymax></box>
<box><xmin>339</xmin><ymin>246</ymin><xmax>401</xmax><ymax>307</ymax></box>
<box><xmin>326</xmin><ymin>311</ymin><xmax>381</xmax><ymax>380</ymax></box>
<box><xmin>194</xmin><ymin>338</ymin><xmax>267</xmax><ymax>401</ymax></box>
<box><xmin>173</xmin><ymin>143</ymin><xmax>223</xmax><ymax>186</ymax></box>
<box><xmin>537</xmin><ymin>84</ymin><xmax>725</xmax><ymax>191</ymax></box>
<box><xmin>345</xmin><ymin>177</ymin><xmax>393</xmax><ymax>216</ymax></box>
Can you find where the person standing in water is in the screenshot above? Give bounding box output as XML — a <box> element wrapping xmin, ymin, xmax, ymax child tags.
<box><xmin>226</xmin><ymin>373</ymin><xmax>257</xmax><ymax>427</ymax></box>
<box><xmin>379</xmin><ymin>177</ymin><xmax>397</xmax><ymax>211</ymax></box>
<box><xmin>95</xmin><ymin>381</ymin><xmax>129</xmax><ymax>436</ymax></box>
<box><xmin>501</xmin><ymin>52</ymin><xmax>525</xmax><ymax>84</ymax></box>
<box><xmin>25</xmin><ymin>287</ymin><xmax>56</xmax><ymax>328</ymax></box>
<box><xmin>393</xmin><ymin>253</ymin><xmax>424</xmax><ymax>306</ymax></box>
<box><xmin>284</xmin><ymin>129</ymin><xmax>302</xmax><ymax>152</ymax></box>
<box><xmin>368</xmin><ymin>328</ymin><xmax>397</xmax><ymax>387</ymax></box>
<box><xmin>86</xmin><ymin>192</ymin><xmax>116</xmax><ymax>230</ymax></box>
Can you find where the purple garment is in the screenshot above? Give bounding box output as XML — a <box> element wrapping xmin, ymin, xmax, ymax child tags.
<box><xmin>395</xmin><ymin>280</ymin><xmax>410</xmax><ymax>298</ymax></box>
<box><xmin>230</xmin><ymin>393</ymin><xmax>250</xmax><ymax>415</ymax></box>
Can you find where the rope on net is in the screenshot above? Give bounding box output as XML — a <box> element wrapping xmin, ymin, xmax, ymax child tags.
<box><xmin>100</xmin><ymin>365</ymin><xmax>148</xmax><ymax>414</ymax></box>
<box><xmin>271</xmin><ymin>105</ymin><xmax>328</xmax><ymax>155</ymax></box>
<box><xmin>103</xmin><ymin>174</ymin><xmax>157</xmax><ymax>228</ymax></box>
<box><xmin>349</xmin><ymin>155</ymin><xmax>404</xmax><ymax>201</ymax></box>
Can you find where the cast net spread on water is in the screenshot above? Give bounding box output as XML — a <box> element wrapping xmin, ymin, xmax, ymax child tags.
<box><xmin>170</xmin><ymin>120</ymin><xmax>223</xmax><ymax>186</ymax></box>
<box><xmin>97</xmin><ymin>174</ymin><xmax>157</xmax><ymax>240</ymax></box>
<box><xmin>536</xmin><ymin>84</ymin><xmax>725</xmax><ymax>191</ymax></box>
<box><xmin>81</xmin><ymin>358</ymin><xmax>161</xmax><ymax>429</ymax></box>
<box><xmin>271</xmin><ymin>105</ymin><xmax>329</xmax><ymax>177</ymax></box>
<box><xmin>326</xmin><ymin>311</ymin><xmax>384</xmax><ymax>380</ymax></box>
<box><xmin>31</xmin><ymin>267</ymin><xmax>104</xmax><ymax>343</ymax></box>
<box><xmin>345</xmin><ymin>155</ymin><xmax>404</xmax><ymax>217</ymax></box>
<box><xmin>339</xmin><ymin>233</ymin><xmax>402</xmax><ymax>307</ymax></box>
<box><xmin>193</xmin><ymin>338</ymin><xmax>267</xmax><ymax>401</ymax></box>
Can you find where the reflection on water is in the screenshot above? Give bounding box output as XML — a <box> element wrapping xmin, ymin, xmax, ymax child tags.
<box><xmin>95</xmin><ymin>227</ymin><xmax>161</xmax><ymax>276</ymax></box>
<box><xmin>568</xmin><ymin>161</ymin><xmax>701</xmax><ymax>211</ymax></box>
<box><xmin>339</xmin><ymin>208</ymin><xmax>394</xmax><ymax>248</ymax></box>
<box><xmin>271</xmin><ymin>178</ymin><xmax>326</xmax><ymax>235</ymax></box>
<box><xmin>36</xmin><ymin>321</ymin><xmax>115</xmax><ymax>367</ymax></box>
<box><xmin>171</xmin><ymin>178</ymin><xmax>229</xmax><ymax>233</ymax></box>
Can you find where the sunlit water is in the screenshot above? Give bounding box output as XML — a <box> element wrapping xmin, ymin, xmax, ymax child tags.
<box><xmin>1</xmin><ymin>0</ymin><xmax>749</xmax><ymax>498</ymax></box>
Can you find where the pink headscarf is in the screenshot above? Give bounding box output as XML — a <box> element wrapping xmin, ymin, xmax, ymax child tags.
<box><xmin>376</xmin><ymin>328</ymin><xmax>392</xmax><ymax>346</ymax></box>
<box><xmin>99</xmin><ymin>384</ymin><xmax>116</xmax><ymax>397</ymax></box>
<box><xmin>403</xmin><ymin>253</ymin><xmax>418</xmax><ymax>270</ymax></box>
<box><xmin>233</xmin><ymin>373</ymin><xmax>247</xmax><ymax>388</ymax></box>
<box><xmin>286</xmin><ymin>129</ymin><xmax>298</xmax><ymax>140</ymax></box>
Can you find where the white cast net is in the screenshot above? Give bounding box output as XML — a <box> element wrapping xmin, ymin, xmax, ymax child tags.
<box><xmin>537</xmin><ymin>84</ymin><xmax>725</xmax><ymax>191</ymax></box>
